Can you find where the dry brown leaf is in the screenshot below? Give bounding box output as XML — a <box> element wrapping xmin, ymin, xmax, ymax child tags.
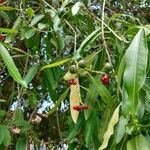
<box><xmin>70</xmin><ymin>77</ymin><xmax>82</xmax><ymax>123</ymax></box>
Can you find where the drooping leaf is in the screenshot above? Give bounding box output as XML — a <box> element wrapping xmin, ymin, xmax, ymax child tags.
<box><xmin>0</xmin><ymin>43</ymin><xmax>27</xmax><ymax>87</ymax></box>
<box><xmin>70</xmin><ymin>77</ymin><xmax>82</xmax><ymax>123</ymax></box>
<box><xmin>99</xmin><ymin>103</ymin><xmax>121</xmax><ymax>150</ymax></box>
<box><xmin>127</xmin><ymin>134</ymin><xmax>149</xmax><ymax>150</ymax></box>
<box><xmin>73</xmin><ymin>28</ymin><xmax>101</xmax><ymax>59</ymax></box>
<box><xmin>123</xmin><ymin>28</ymin><xmax>148</xmax><ymax>116</ymax></box>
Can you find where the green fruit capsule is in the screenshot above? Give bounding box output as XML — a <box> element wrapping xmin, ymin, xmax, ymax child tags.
<box><xmin>69</xmin><ymin>65</ymin><xmax>78</xmax><ymax>74</ymax></box>
<box><xmin>78</xmin><ymin>60</ymin><xmax>86</xmax><ymax>68</ymax></box>
<box><xmin>104</xmin><ymin>62</ymin><xmax>113</xmax><ymax>71</ymax></box>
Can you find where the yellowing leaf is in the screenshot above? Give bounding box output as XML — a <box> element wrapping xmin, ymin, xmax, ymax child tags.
<box><xmin>63</xmin><ymin>71</ymin><xmax>77</xmax><ymax>81</ymax></box>
<box><xmin>99</xmin><ymin>103</ymin><xmax>121</xmax><ymax>150</ymax></box>
<box><xmin>70</xmin><ymin>78</ymin><xmax>82</xmax><ymax>123</ymax></box>
<box><xmin>41</xmin><ymin>58</ymin><xmax>70</xmax><ymax>70</ymax></box>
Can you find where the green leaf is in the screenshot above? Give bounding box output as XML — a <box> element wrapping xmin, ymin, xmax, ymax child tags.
<box><xmin>48</xmin><ymin>88</ymin><xmax>69</xmax><ymax>115</ymax></box>
<box><xmin>89</xmin><ymin>74</ymin><xmax>113</xmax><ymax>107</ymax></box>
<box><xmin>67</xmin><ymin>117</ymin><xmax>83</xmax><ymax>141</ymax></box>
<box><xmin>2</xmin><ymin>127</ymin><xmax>11</xmax><ymax>147</ymax></box>
<box><xmin>0</xmin><ymin>99</ymin><xmax>6</xmax><ymax>102</ymax></box>
<box><xmin>127</xmin><ymin>134</ymin><xmax>149</xmax><ymax>150</ymax></box>
<box><xmin>26</xmin><ymin>7</ymin><xmax>35</xmax><ymax>19</ymax></box>
<box><xmin>41</xmin><ymin>58</ymin><xmax>70</xmax><ymax>70</ymax></box>
<box><xmin>38</xmin><ymin>23</ymin><xmax>46</xmax><ymax>30</ymax></box>
<box><xmin>0</xmin><ymin>6</ymin><xmax>16</xmax><ymax>11</ymax></box>
<box><xmin>85</xmin><ymin>109</ymin><xmax>97</xmax><ymax>148</ymax></box>
<box><xmin>55</xmin><ymin>32</ymin><xmax>65</xmax><ymax>51</ymax></box>
<box><xmin>30</xmin><ymin>14</ymin><xmax>44</xmax><ymax>26</ymax></box>
<box><xmin>5</xmin><ymin>16</ymin><xmax>22</xmax><ymax>43</ymax></box>
<box><xmin>0</xmin><ymin>43</ymin><xmax>27</xmax><ymax>88</ymax></box>
<box><xmin>73</xmin><ymin>28</ymin><xmax>101</xmax><ymax>59</ymax></box>
<box><xmin>25</xmin><ymin>65</ymin><xmax>38</xmax><ymax>85</ymax></box>
<box><xmin>115</xmin><ymin>116</ymin><xmax>128</xmax><ymax>144</ymax></box>
<box><xmin>123</xmin><ymin>28</ymin><xmax>148</xmax><ymax>116</ymax></box>
<box><xmin>16</xmin><ymin>137</ymin><xmax>27</xmax><ymax>150</ymax></box>
<box><xmin>24</xmin><ymin>28</ymin><xmax>36</xmax><ymax>39</ymax></box>
<box><xmin>0</xmin><ymin>126</ymin><xmax>5</xmax><ymax>144</ymax></box>
<box><xmin>0</xmin><ymin>28</ymin><xmax>17</xmax><ymax>33</ymax></box>
<box><xmin>72</xmin><ymin>2</ymin><xmax>82</xmax><ymax>15</ymax></box>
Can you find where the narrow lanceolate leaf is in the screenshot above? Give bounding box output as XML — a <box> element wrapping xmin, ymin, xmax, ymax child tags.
<box><xmin>25</xmin><ymin>65</ymin><xmax>38</xmax><ymax>85</ymax></box>
<box><xmin>89</xmin><ymin>74</ymin><xmax>113</xmax><ymax>106</ymax></box>
<box><xmin>48</xmin><ymin>88</ymin><xmax>69</xmax><ymax>115</ymax></box>
<box><xmin>41</xmin><ymin>58</ymin><xmax>70</xmax><ymax>70</ymax></box>
<box><xmin>0</xmin><ymin>6</ymin><xmax>16</xmax><ymax>11</ymax></box>
<box><xmin>2</xmin><ymin>127</ymin><xmax>11</xmax><ymax>147</ymax></box>
<box><xmin>5</xmin><ymin>16</ymin><xmax>22</xmax><ymax>43</ymax></box>
<box><xmin>0</xmin><ymin>28</ymin><xmax>17</xmax><ymax>33</ymax></box>
<box><xmin>127</xmin><ymin>134</ymin><xmax>149</xmax><ymax>150</ymax></box>
<box><xmin>15</xmin><ymin>137</ymin><xmax>27</xmax><ymax>150</ymax></box>
<box><xmin>99</xmin><ymin>103</ymin><xmax>121</xmax><ymax>150</ymax></box>
<box><xmin>70</xmin><ymin>77</ymin><xmax>82</xmax><ymax>123</ymax></box>
<box><xmin>0</xmin><ymin>126</ymin><xmax>5</xmax><ymax>144</ymax></box>
<box><xmin>30</xmin><ymin>14</ymin><xmax>44</xmax><ymax>26</ymax></box>
<box><xmin>0</xmin><ymin>43</ymin><xmax>27</xmax><ymax>88</ymax></box>
<box><xmin>123</xmin><ymin>28</ymin><xmax>148</xmax><ymax>116</ymax></box>
<box><xmin>73</xmin><ymin>28</ymin><xmax>101</xmax><ymax>59</ymax></box>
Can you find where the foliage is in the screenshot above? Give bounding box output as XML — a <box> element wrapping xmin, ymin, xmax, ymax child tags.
<box><xmin>0</xmin><ymin>0</ymin><xmax>150</xmax><ymax>149</ymax></box>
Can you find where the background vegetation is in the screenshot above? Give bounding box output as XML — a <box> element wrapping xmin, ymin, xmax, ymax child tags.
<box><xmin>0</xmin><ymin>0</ymin><xmax>150</xmax><ymax>149</ymax></box>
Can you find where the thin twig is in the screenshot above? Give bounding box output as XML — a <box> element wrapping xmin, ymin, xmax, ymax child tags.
<box><xmin>29</xmin><ymin>92</ymin><xmax>48</xmax><ymax>122</ymax></box>
<box><xmin>101</xmin><ymin>0</ymin><xmax>112</xmax><ymax>64</ymax></box>
<box><xmin>56</xmin><ymin>111</ymin><xmax>62</xmax><ymax>140</ymax></box>
<box><xmin>64</xmin><ymin>19</ymin><xmax>77</xmax><ymax>52</ymax></box>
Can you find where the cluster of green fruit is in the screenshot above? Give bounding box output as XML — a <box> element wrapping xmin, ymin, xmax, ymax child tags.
<box><xmin>68</xmin><ymin>59</ymin><xmax>113</xmax><ymax>86</ymax></box>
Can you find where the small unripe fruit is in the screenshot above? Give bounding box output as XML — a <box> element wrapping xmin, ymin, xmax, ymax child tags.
<box><xmin>78</xmin><ymin>60</ymin><xmax>86</xmax><ymax>68</ymax></box>
<box><xmin>101</xmin><ymin>74</ymin><xmax>109</xmax><ymax>85</ymax></box>
<box><xmin>69</xmin><ymin>65</ymin><xmax>78</xmax><ymax>74</ymax></box>
<box><xmin>104</xmin><ymin>62</ymin><xmax>113</xmax><ymax>71</ymax></box>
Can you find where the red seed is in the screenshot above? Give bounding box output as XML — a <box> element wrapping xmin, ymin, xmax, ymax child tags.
<box><xmin>0</xmin><ymin>34</ymin><xmax>5</xmax><ymax>41</ymax></box>
<box><xmin>0</xmin><ymin>0</ymin><xmax>4</xmax><ymax>4</ymax></box>
<box><xmin>82</xmin><ymin>104</ymin><xmax>88</xmax><ymax>110</ymax></box>
<box><xmin>101</xmin><ymin>74</ymin><xmax>109</xmax><ymax>85</ymax></box>
<box><xmin>73</xmin><ymin>105</ymin><xmax>81</xmax><ymax>111</ymax></box>
<box><xmin>68</xmin><ymin>79</ymin><xmax>77</xmax><ymax>85</ymax></box>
